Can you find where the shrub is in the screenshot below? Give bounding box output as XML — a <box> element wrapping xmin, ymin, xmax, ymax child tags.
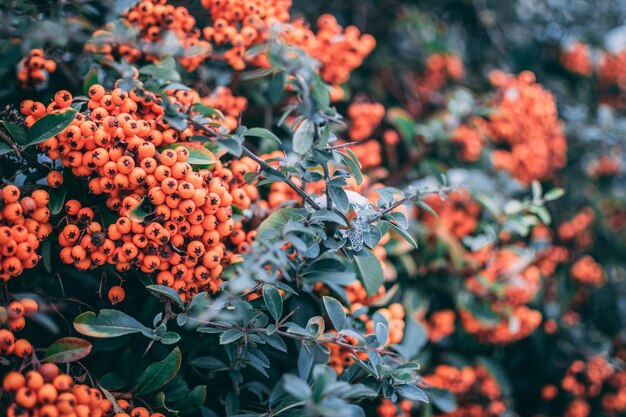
<box><xmin>0</xmin><ymin>1</ymin><xmax>624</xmax><ymax>417</ymax></box>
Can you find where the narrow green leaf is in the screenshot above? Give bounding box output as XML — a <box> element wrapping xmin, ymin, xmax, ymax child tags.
<box><xmin>127</xmin><ymin>195</ymin><xmax>153</xmax><ymax>223</ymax></box>
<box><xmin>293</xmin><ymin>120</ymin><xmax>315</xmax><ymax>155</ymax></box>
<box><xmin>49</xmin><ymin>187</ymin><xmax>67</xmax><ymax>216</ymax></box>
<box><xmin>74</xmin><ymin>309</ymin><xmax>149</xmax><ymax>338</ymax></box>
<box><xmin>244</xmin><ymin>127</ymin><xmax>281</xmax><ymax>145</ymax></box>
<box><xmin>42</xmin><ymin>337</ymin><xmax>92</xmax><ymax>363</ymax></box>
<box><xmin>26</xmin><ymin>110</ymin><xmax>77</xmax><ymax>147</ymax></box>
<box><xmin>134</xmin><ymin>347</ymin><xmax>182</xmax><ymax>394</ymax></box>
<box><xmin>263</xmin><ymin>285</ymin><xmax>283</xmax><ymax>322</ymax></box>
<box><xmin>220</xmin><ymin>329</ymin><xmax>244</xmax><ymax>344</ymax></box>
<box><xmin>146</xmin><ymin>285</ymin><xmax>185</xmax><ymax>309</ymax></box>
<box><xmin>0</xmin><ymin>121</ymin><xmax>27</xmax><ymax>145</ymax></box>
<box><xmin>353</xmin><ymin>248</ymin><xmax>384</xmax><ymax>296</ymax></box>
<box><xmin>323</xmin><ymin>296</ymin><xmax>347</xmax><ymax>331</ymax></box>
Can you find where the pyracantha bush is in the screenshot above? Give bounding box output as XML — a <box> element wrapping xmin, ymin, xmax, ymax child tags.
<box><xmin>0</xmin><ymin>1</ymin><xmax>625</xmax><ymax>417</ymax></box>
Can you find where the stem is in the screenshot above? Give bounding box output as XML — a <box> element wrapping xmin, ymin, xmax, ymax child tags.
<box><xmin>194</xmin><ymin>318</ymin><xmax>397</xmax><ymax>356</ymax></box>
<box><xmin>187</xmin><ymin>118</ymin><xmax>321</xmax><ymax>210</ymax></box>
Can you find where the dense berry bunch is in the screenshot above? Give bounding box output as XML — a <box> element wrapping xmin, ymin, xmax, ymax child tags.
<box><xmin>376</xmin><ymin>399</ymin><xmax>412</xmax><ymax>417</ymax></box>
<box><xmin>569</xmin><ymin>255</ymin><xmax>605</xmax><ymax>287</ymax></box>
<box><xmin>560</xmin><ymin>41</ymin><xmax>593</xmax><ymax>76</ymax></box>
<box><xmin>200</xmin><ymin>0</ymin><xmax>291</xmax><ymax>70</ymax></box>
<box><xmin>598</xmin><ymin>48</ymin><xmax>626</xmax><ymax>104</ymax></box>
<box><xmin>2</xmin><ymin>363</ymin><xmax>116</xmax><ymax>417</ymax></box>
<box><xmin>0</xmin><ymin>298</ymin><xmax>38</xmax><ymax>358</ymax></box>
<box><xmin>422</xmin><ymin>365</ymin><xmax>506</xmax><ymax>417</ymax></box>
<box><xmin>347</xmin><ymin>102</ymin><xmax>385</xmax><ymax>141</ymax></box>
<box><xmin>0</xmin><ymin>185</ymin><xmax>52</xmax><ymax>281</ymax></box>
<box><xmin>413</xmin><ymin>52</ymin><xmax>464</xmax><ymax>102</ymax></box>
<box><xmin>86</xmin><ymin>1</ymin><xmax>211</xmax><ymax>71</ymax></box>
<box><xmin>487</xmin><ymin>70</ymin><xmax>567</xmax><ymax>184</ymax></box>
<box><xmin>450</xmin><ymin>121</ymin><xmax>485</xmax><ymax>163</ymax></box>
<box><xmin>557</xmin><ymin>207</ymin><xmax>595</xmax><ymax>250</ymax></box>
<box><xmin>17</xmin><ymin>49</ymin><xmax>57</xmax><ymax>89</ymax></box>
<box><xmin>277</xmin><ymin>14</ymin><xmax>376</xmax><ymax>100</ymax></box>
<box><xmin>21</xmin><ymin>86</ymin><xmax>257</xmax><ymax>300</ymax></box>
<box><xmin>417</xmin><ymin>191</ymin><xmax>480</xmax><ymax>239</ymax></box>
<box><xmin>417</xmin><ymin>309</ymin><xmax>455</xmax><ymax>343</ymax></box>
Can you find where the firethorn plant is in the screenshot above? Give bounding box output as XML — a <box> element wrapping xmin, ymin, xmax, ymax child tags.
<box><xmin>0</xmin><ymin>1</ymin><xmax>625</xmax><ymax>417</ymax></box>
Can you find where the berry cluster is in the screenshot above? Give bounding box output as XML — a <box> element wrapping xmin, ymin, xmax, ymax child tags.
<box><xmin>0</xmin><ymin>298</ymin><xmax>38</xmax><ymax>358</ymax></box>
<box><xmin>554</xmin><ymin>356</ymin><xmax>626</xmax><ymax>417</ymax></box>
<box><xmin>275</xmin><ymin>14</ymin><xmax>376</xmax><ymax>100</ymax></box>
<box><xmin>422</xmin><ymin>365</ymin><xmax>507</xmax><ymax>417</ymax></box>
<box><xmin>569</xmin><ymin>255</ymin><xmax>605</xmax><ymax>287</ymax></box>
<box><xmin>560</xmin><ymin>41</ymin><xmax>593</xmax><ymax>76</ymax></box>
<box><xmin>17</xmin><ymin>49</ymin><xmax>57</xmax><ymax>89</ymax></box>
<box><xmin>3</xmin><ymin>363</ymin><xmax>116</xmax><ymax>417</ymax></box>
<box><xmin>417</xmin><ymin>191</ymin><xmax>480</xmax><ymax>239</ymax></box>
<box><xmin>22</xmin><ymin>86</ymin><xmax>257</xmax><ymax>300</ymax></box>
<box><xmin>557</xmin><ymin>208</ymin><xmax>595</xmax><ymax>250</ymax></box>
<box><xmin>417</xmin><ymin>309</ymin><xmax>455</xmax><ymax>343</ymax></box>
<box><xmin>413</xmin><ymin>52</ymin><xmax>464</xmax><ymax>103</ymax></box>
<box><xmin>347</xmin><ymin>102</ymin><xmax>385</xmax><ymax>141</ymax></box>
<box><xmin>200</xmin><ymin>0</ymin><xmax>291</xmax><ymax>70</ymax></box>
<box><xmin>450</xmin><ymin>121</ymin><xmax>485</xmax><ymax>163</ymax></box>
<box><xmin>487</xmin><ymin>70</ymin><xmax>567</xmax><ymax>184</ymax></box>
<box><xmin>0</xmin><ymin>185</ymin><xmax>52</xmax><ymax>281</ymax></box>
<box><xmin>86</xmin><ymin>1</ymin><xmax>211</xmax><ymax>71</ymax></box>
<box><xmin>376</xmin><ymin>399</ymin><xmax>412</xmax><ymax>417</ymax></box>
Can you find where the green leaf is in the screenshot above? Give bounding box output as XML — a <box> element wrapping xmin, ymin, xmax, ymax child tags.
<box><xmin>386</xmin><ymin>221</ymin><xmax>418</xmax><ymax>250</ymax></box>
<box><xmin>544</xmin><ymin>188</ymin><xmax>565</xmax><ymax>201</ymax></box>
<box><xmin>417</xmin><ymin>200</ymin><xmax>438</xmax><ymax>218</ymax></box>
<box><xmin>48</xmin><ymin>187</ymin><xmax>66</xmax><ymax>216</ymax></box>
<box><xmin>244</xmin><ymin>127</ymin><xmax>281</xmax><ymax>145</ymax></box>
<box><xmin>193</xmin><ymin>103</ymin><xmax>225</xmax><ymax>120</ymax></box>
<box><xmin>263</xmin><ymin>284</ymin><xmax>283</xmax><ymax>322</ymax></box>
<box><xmin>257</xmin><ymin>208</ymin><xmax>306</xmax><ymax>237</ymax></box>
<box><xmin>217</xmin><ymin>138</ymin><xmax>243</xmax><ymax>157</ymax></box>
<box><xmin>160</xmin><ymin>332</ymin><xmax>181</xmax><ymax>345</ymax></box>
<box><xmin>430</xmin><ymin>388</ymin><xmax>458</xmax><ymax>413</ymax></box>
<box><xmin>175</xmin><ymin>385</ymin><xmax>207</xmax><ymax>412</ymax></box>
<box><xmin>328</xmin><ymin>185</ymin><xmax>349</xmax><ymax>212</ymax></box>
<box><xmin>391</xmin><ymin>318</ymin><xmax>427</xmax><ymax>360</ymax></box>
<box><xmin>396</xmin><ymin>384</ymin><xmax>429</xmax><ymax>402</ymax></box>
<box><xmin>0</xmin><ymin>121</ymin><xmax>27</xmax><ymax>145</ymax></box>
<box><xmin>192</xmin><ymin>356</ymin><xmax>227</xmax><ymax>370</ymax></box>
<box><xmin>163</xmin><ymin>143</ymin><xmax>215</xmax><ymax>168</ymax></box>
<box><xmin>74</xmin><ymin>309</ymin><xmax>149</xmax><ymax>338</ymax></box>
<box><xmin>146</xmin><ymin>285</ymin><xmax>185</xmax><ymax>310</ymax></box>
<box><xmin>309</xmin><ymin>209</ymin><xmax>349</xmax><ymax>226</ymax></box>
<box><xmin>323</xmin><ymin>296</ymin><xmax>346</xmax><ymax>331</ymax></box>
<box><xmin>0</xmin><ymin>142</ymin><xmax>12</xmax><ymax>156</ymax></box>
<box><xmin>341</xmin><ymin>151</ymin><xmax>363</xmax><ymax>186</ymax></box>
<box><xmin>83</xmin><ymin>67</ymin><xmax>100</xmax><ymax>96</ymax></box>
<box><xmin>139</xmin><ymin>58</ymin><xmax>181</xmax><ymax>82</ymax></box>
<box><xmin>269</xmin><ymin>71</ymin><xmax>287</xmax><ymax>104</ymax></box>
<box><xmin>26</xmin><ymin>110</ymin><xmax>77</xmax><ymax>147</ymax></box>
<box><xmin>293</xmin><ymin>120</ymin><xmax>315</xmax><ymax>155</ymax></box>
<box><xmin>220</xmin><ymin>329</ymin><xmax>244</xmax><ymax>344</ymax></box>
<box><xmin>42</xmin><ymin>337</ymin><xmax>92</xmax><ymax>363</ymax></box>
<box><xmin>353</xmin><ymin>248</ymin><xmax>384</xmax><ymax>296</ymax></box>
<box><xmin>126</xmin><ymin>195</ymin><xmax>153</xmax><ymax>223</ymax></box>
<box><xmin>134</xmin><ymin>347</ymin><xmax>182</xmax><ymax>394</ymax></box>
<box><xmin>283</xmin><ymin>374</ymin><xmax>312</xmax><ymax>400</ymax></box>
<box><xmin>311</xmin><ymin>75</ymin><xmax>331</xmax><ymax>110</ymax></box>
